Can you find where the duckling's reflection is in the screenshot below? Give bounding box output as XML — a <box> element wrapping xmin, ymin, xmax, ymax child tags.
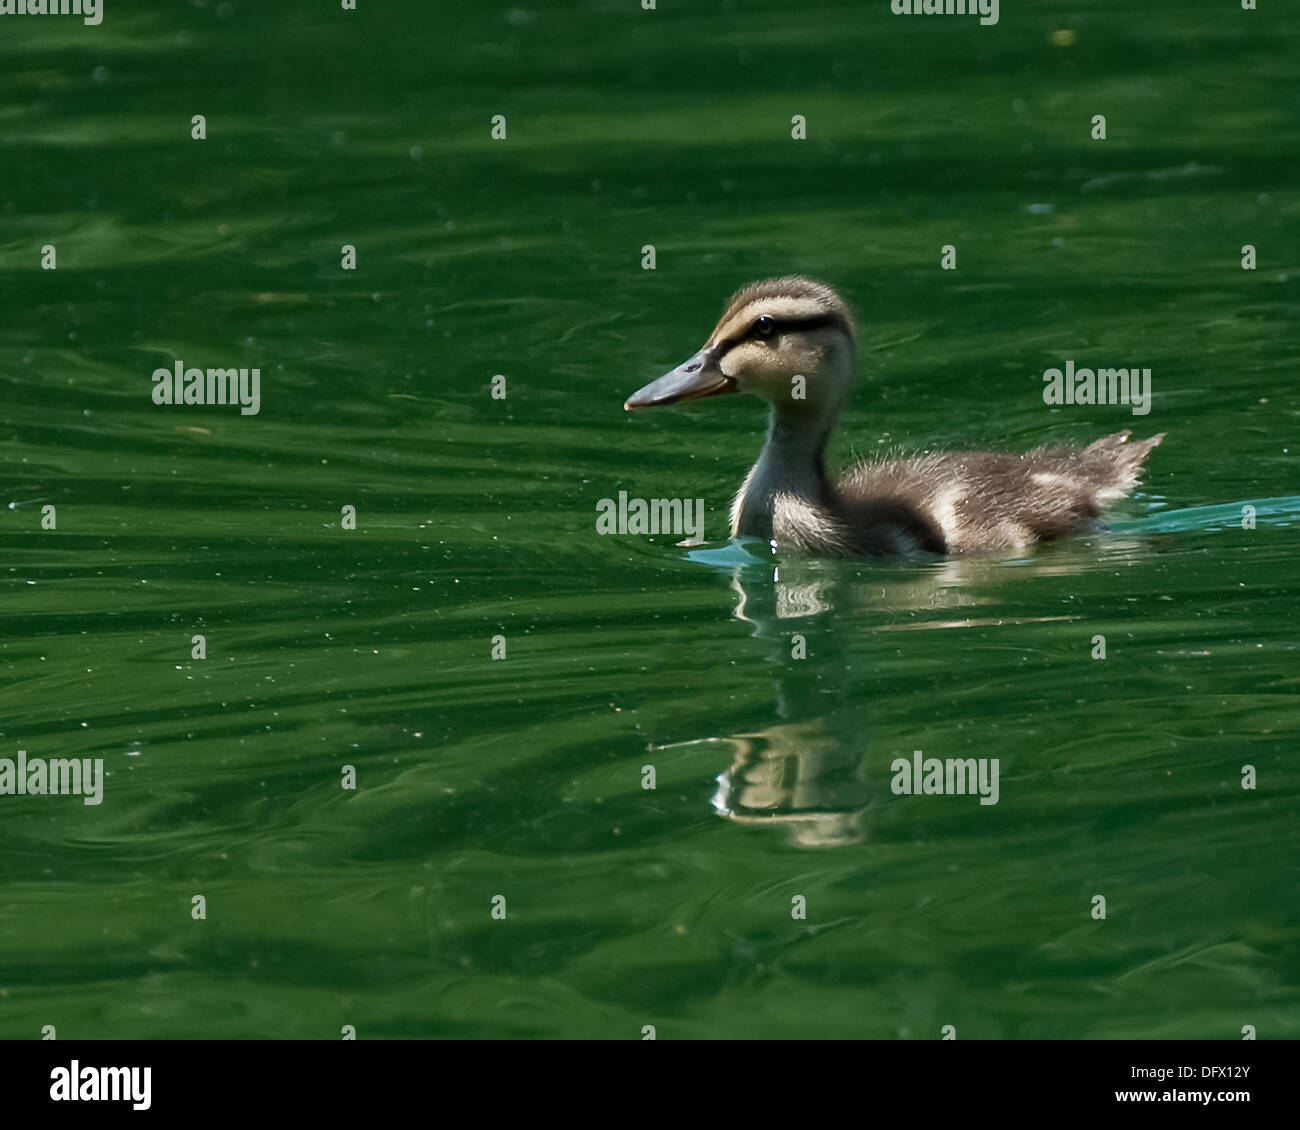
<box><xmin>705</xmin><ymin>557</ymin><xmax>874</xmax><ymax>849</ymax></box>
<box><xmin>693</xmin><ymin>548</ymin><xmax>1084</xmax><ymax>847</ymax></box>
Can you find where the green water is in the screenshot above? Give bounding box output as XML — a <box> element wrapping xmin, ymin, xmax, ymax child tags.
<box><xmin>2</xmin><ymin>1</ymin><xmax>1298</xmax><ymax>1039</ymax></box>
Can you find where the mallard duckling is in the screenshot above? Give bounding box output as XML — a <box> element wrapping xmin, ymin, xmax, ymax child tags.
<box><xmin>624</xmin><ymin>276</ymin><xmax>1163</xmax><ymax>556</ymax></box>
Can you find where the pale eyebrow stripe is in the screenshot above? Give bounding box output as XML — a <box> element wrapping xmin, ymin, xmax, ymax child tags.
<box><xmin>712</xmin><ymin>297</ymin><xmax>827</xmax><ymax>340</ymax></box>
<box><xmin>712</xmin><ymin>311</ymin><xmax>847</xmax><ymax>357</ymax></box>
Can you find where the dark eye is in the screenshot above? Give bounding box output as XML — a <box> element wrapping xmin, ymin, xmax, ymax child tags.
<box><xmin>754</xmin><ymin>315</ymin><xmax>775</xmax><ymax>338</ymax></box>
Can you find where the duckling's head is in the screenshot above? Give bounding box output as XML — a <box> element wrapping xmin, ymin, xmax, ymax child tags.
<box><xmin>624</xmin><ymin>277</ymin><xmax>856</xmax><ymax>419</ymax></box>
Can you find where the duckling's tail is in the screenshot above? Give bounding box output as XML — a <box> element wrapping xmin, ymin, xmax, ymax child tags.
<box><xmin>1081</xmin><ymin>430</ymin><xmax>1164</xmax><ymax>503</ymax></box>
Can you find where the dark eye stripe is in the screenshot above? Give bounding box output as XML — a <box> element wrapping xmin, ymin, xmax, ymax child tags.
<box><xmin>760</xmin><ymin>313</ymin><xmax>840</xmax><ymax>336</ymax></box>
<box><xmin>715</xmin><ymin>312</ymin><xmax>846</xmax><ymax>357</ymax></box>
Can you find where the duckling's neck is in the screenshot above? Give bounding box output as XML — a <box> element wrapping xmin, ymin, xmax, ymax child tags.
<box><xmin>730</xmin><ymin>406</ymin><xmax>837</xmax><ymax>541</ymax></box>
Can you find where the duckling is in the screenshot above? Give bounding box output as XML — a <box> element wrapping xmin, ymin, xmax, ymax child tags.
<box><xmin>624</xmin><ymin>276</ymin><xmax>1163</xmax><ymax>556</ymax></box>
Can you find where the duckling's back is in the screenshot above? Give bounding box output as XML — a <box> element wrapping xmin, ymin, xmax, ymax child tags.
<box><xmin>835</xmin><ymin>430</ymin><xmax>1163</xmax><ymax>553</ymax></box>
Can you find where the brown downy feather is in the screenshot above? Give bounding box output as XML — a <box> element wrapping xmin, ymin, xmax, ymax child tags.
<box><xmin>831</xmin><ymin>431</ymin><xmax>1164</xmax><ymax>554</ymax></box>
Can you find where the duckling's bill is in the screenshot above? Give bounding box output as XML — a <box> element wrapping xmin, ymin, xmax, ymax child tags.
<box><xmin>624</xmin><ymin>350</ymin><xmax>736</xmax><ymax>410</ymax></box>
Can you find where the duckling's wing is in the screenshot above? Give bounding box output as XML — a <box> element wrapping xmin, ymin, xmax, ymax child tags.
<box><xmin>837</xmin><ymin>432</ymin><xmax>1163</xmax><ymax>552</ymax></box>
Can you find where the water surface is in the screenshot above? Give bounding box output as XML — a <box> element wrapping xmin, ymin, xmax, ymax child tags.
<box><xmin>1</xmin><ymin>0</ymin><xmax>1298</xmax><ymax>1039</ymax></box>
